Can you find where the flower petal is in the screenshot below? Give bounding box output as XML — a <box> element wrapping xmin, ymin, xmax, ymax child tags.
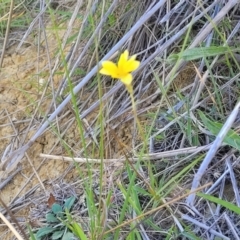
<box><xmin>100</xmin><ymin>61</ymin><xmax>118</xmax><ymax>78</ymax></box>
<box><xmin>118</xmin><ymin>50</ymin><xmax>129</xmax><ymax>70</ymax></box>
<box><xmin>120</xmin><ymin>73</ymin><xmax>132</xmax><ymax>85</ymax></box>
<box><xmin>125</xmin><ymin>60</ymin><xmax>140</xmax><ymax>72</ymax></box>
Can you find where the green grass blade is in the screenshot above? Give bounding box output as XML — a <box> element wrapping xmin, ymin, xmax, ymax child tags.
<box><xmin>198</xmin><ymin>110</ymin><xmax>240</xmax><ymax>151</ymax></box>
<box><xmin>71</xmin><ymin>222</ymin><xmax>88</xmax><ymax>240</ymax></box>
<box><xmin>197</xmin><ymin>192</ymin><xmax>240</xmax><ymax>214</ymax></box>
<box><xmin>26</xmin><ymin>223</ymin><xmax>37</xmax><ymax>240</ymax></box>
<box><xmin>167</xmin><ymin>46</ymin><xmax>240</xmax><ymax>63</ymax></box>
<box><xmin>160</xmin><ymin>155</ymin><xmax>204</xmax><ymax>195</ymax></box>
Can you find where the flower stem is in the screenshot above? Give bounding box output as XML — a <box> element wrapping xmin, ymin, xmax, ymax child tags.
<box><xmin>126</xmin><ymin>84</ymin><xmax>147</xmax><ymax>151</ymax></box>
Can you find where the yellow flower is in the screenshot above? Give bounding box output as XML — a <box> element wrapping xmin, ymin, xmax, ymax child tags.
<box><xmin>99</xmin><ymin>50</ymin><xmax>140</xmax><ymax>86</ymax></box>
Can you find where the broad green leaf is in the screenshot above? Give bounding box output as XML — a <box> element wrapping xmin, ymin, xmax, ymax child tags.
<box><xmin>64</xmin><ymin>196</ymin><xmax>75</xmax><ymax>211</ymax></box>
<box><xmin>52</xmin><ymin>203</ymin><xmax>63</xmax><ymax>214</ymax></box>
<box><xmin>52</xmin><ymin>230</ymin><xmax>64</xmax><ymax>240</ymax></box>
<box><xmin>46</xmin><ymin>213</ymin><xmax>59</xmax><ymax>223</ymax></box>
<box><xmin>198</xmin><ymin>110</ymin><xmax>240</xmax><ymax>151</ymax></box>
<box><xmin>62</xmin><ymin>232</ymin><xmax>74</xmax><ymax>240</ymax></box>
<box><xmin>167</xmin><ymin>46</ymin><xmax>240</xmax><ymax>63</ymax></box>
<box><xmin>36</xmin><ymin>226</ymin><xmax>54</xmax><ymax>238</ymax></box>
<box><xmin>197</xmin><ymin>192</ymin><xmax>240</xmax><ymax>214</ymax></box>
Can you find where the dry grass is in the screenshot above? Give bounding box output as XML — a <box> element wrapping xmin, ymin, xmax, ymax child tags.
<box><xmin>0</xmin><ymin>0</ymin><xmax>240</xmax><ymax>239</ymax></box>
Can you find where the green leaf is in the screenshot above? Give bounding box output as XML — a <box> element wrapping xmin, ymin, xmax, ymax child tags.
<box><xmin>166</xmin><ymin>54</ymin><xmax>179</xmax><ymax>63</ymax></box>
<box><xmin>36</xmin><ymin>227</ymin><xmax>54</xmax><ymax>238</ymax></box>
<box><xmin>133</xmin><ymin>186</ymin><xmax>150</xmax><ymax>197</ymax></box>
<box><xmin>198</xmin><ymin>110</ymin><xmax>240</xmax><ymax>151</ymax></box>
<box><xmin>62</xmin><ymin>232</ymin><xmax>74</xmax><ymax>240</ymax></box>
<box><xmin>27</xmin><ymin>223</ymin><xmax>37</xmax><ymax>240</ymax></box>
<box><xmin>64</xmin><ymin>196</ymin><xmax>75</xmax><ymax>211</ymax></box>
<box><xmin>181</xmin><ymin>231</ymin><xmax>202</xmax><ymax>240</ymax></box>
<box><xmin>52</xmin><ymin>230</ymin><xmax>64</xmax><ymax>239</ymax></box>
<box><xmin>197</xmin><ymin>192</ymin><xmax>240</xmax><ymax>214</ymax></box>
<box><xmin>167</xmin><ymin>46</ymin><xmax>240</xmax><ymax>63</ymax></box>
<box><xmin>46</xmin><ymin>213</ymin><xmax>59</xmax><ymax>223</ymax></box>
<box><xmin>52</xmin><ymin>203</ymin><xmax>63</xmax><ymax>214</ymax></box>
<box><xmin>71</xmin><ymin>222</ymin><xmax>88</xmax><ymax>240</ymax></box>
<box><xmin>108</xmin><ymin>14</ymin><xmax>116</xmax><ymax>26</ymax></box>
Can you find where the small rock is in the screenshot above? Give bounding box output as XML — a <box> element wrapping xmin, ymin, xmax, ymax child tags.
<box><xmin>12</xmin><ymin>117</ymin><xmax>18</xmax><ymax>122</ymax></box>
<box><xmin>39</xmin><ymin>78</ymin><xmax>45</xmax><ymax>86</ymax></box>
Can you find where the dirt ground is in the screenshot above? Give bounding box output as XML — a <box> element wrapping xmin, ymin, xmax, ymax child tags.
<box><xmin>0</xmin><ymin>25</ymin><xmax>81</xmax><ymax>238</ymax></box>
